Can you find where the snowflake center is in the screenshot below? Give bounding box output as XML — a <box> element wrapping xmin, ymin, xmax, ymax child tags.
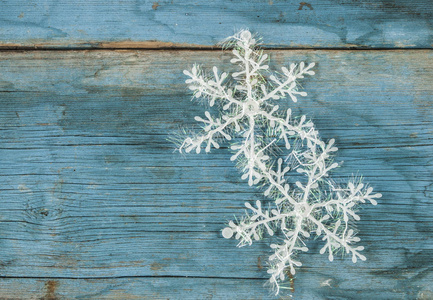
<box><xmin>297</xmin><ymin>202</ymin><xmax>311</xmax><ymax>217</ymax></box>
<box><xmin>244</xmin><ymin>99</ymin><xmax>260</xmax><ymax>115</ymax></box>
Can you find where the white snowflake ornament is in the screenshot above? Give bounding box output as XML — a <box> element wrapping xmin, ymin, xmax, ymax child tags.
<box><xmin>177</xmin><ymin>30</ymin><xmax>381</xmax><ymax>295</ymax></box>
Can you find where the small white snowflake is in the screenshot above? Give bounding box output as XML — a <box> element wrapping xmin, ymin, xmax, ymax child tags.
<box><xmin>177</xmin><ymin>30</ymin><xmax>381</xmax><ymax>295</ymax></box>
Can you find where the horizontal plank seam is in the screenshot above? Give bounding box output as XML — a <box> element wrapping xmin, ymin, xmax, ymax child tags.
<box><xmin>0</xmin><ymin>47</ymin><xmax>432</xmax><ymax>52</ymax></box>
<box><xmin>1</xmin><ymin>144</ymin><xmax>431</xmax><ymax>150</ymax></box>
<box><xmin>0</xmin><ymin>275</ymin><xmax>264</xmax><ymax>280</ymax></box>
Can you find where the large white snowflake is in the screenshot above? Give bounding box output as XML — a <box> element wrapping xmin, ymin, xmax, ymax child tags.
<box><xmin>177</xmin><ymin>30</ymin><xmax>381</xmax><ymax>295</ymax></box>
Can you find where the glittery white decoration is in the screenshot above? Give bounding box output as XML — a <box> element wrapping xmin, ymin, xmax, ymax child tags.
<box><xmin>177</xmin><ymin>30</ymin><xmax>381</xmax><ymax>295</ymax></box>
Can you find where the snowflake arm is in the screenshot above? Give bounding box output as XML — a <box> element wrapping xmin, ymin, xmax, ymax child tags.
<box><xmin>179</xmin><ymin>110</ymin><xmax>244</xmax><ymax>153</ymax></box>
<box><xmin>222</xmin><ymin>200</ymin><xmax>296</xmax><ymax>246</ymax></box>
<box><xmin>267</xmin><ymin>216</ymin><xmax>307</xmax><ymax>295</ymax></box>
<box><xmin>183</xmin><ymin>65</ymin><xmax>242</xmax><ymax>108</ymax></box>
<box><xmin>260</xmin><ymin>62</ymin><xmax>315</xmax><ymax>103</ymax></box>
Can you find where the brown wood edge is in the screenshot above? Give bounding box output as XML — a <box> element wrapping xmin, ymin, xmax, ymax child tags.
<box><xmin>0</xmin><ymin>41</ymin><xmax>431</xmax><ymax>51</ymax></box>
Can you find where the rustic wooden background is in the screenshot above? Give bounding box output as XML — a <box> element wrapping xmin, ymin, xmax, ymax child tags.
<box><xmin>0</xmin><ymin>1</ymin><xmax>432</xmax><ymax>299</ymax></box>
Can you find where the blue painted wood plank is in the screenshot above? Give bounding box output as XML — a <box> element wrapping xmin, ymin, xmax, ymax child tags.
<box><xmin>2</xmin><ymin>276</ymin><xmax>432</xmax><ymax>299</ymax></box>
<box><xmin>0</xmin><ymin>50</ymin><xmax>432</xmax><ymax>299</ymax></box>
<box><xmin>0</xmin><ymin>0</ymin><xmax>432</xmax><ymax>49</ymax></box>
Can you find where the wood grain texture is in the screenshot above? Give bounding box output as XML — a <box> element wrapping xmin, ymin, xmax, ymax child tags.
<box><xmin>0</xmin><ymin>0</ymin><xmax>432</xmax><ymax>49</ymax></box>
<box><xmin>0</xmin><ymin>50</ymin><xmax>432</xmax><ymax>299</ymax></box>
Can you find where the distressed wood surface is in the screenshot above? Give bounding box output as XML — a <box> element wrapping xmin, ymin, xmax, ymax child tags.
<box><xmin>0</xmin><ymin>0</ymin><xmax>432</xmax><ymax>49</ymax></box>
<box><xmin>0</xmin><ymin>50</ymin><xmax>432</xmax><ymax>299</ymax></box>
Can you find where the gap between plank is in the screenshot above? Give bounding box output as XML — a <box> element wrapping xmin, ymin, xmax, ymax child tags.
<box><xmin>0</xmin><ymin>47</ymin><xmax>432</xmax><ymax>52</ymax></box>
<box><xmin>0</xmin><ymin>275</ymin><xmax>264</xmax><ymax>280</ymax></box>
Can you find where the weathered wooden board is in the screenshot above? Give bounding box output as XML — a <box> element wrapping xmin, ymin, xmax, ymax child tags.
<box><xmin>0</xmin><ymin>50</ymin><xmax>432</xmax><ymax>299</ymax></box>
<box><xmin>0</xmin><ymin>0</ymin><xmax>432</xmax><ymax>49</ymax></box>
